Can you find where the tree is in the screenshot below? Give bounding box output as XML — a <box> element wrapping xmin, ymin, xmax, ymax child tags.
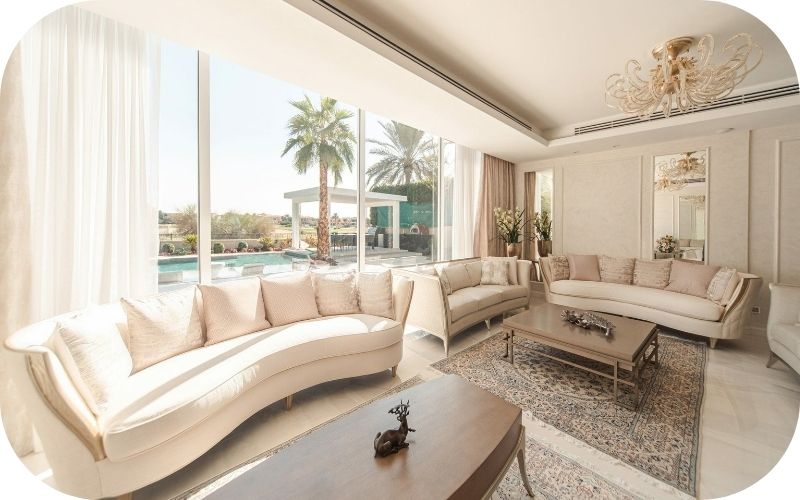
<box><xmin>366</xmin><ymin>120</ymin><xmax>438</xmax><ymax>187</ymax></box>
<box><xmin>174</xmin><ymin>204</ymin><xmax>198</xmax><ymax>235</ymax></box>
<box><xmin>282</xmin><ymin>96</ymin><xmax>356</xmax><ymax>259</ymax></box>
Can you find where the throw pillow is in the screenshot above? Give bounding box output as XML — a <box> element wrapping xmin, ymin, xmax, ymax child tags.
<box><xmin>486</xmin><ymin>256</ymin><xmax>519</xmax><ymax>285</ymax></box>
<box><xmin>436</xmin><ymin>263</ymin><xmax>473</xmax><ymax>295</ymax></box>
<box><xmin>358</xmin><ymin>271</ymin><xmax>394</xmax><ymax>318</ymax></box>
<box><xmin>598</xmin><ymin>255</ymin><xmax>635</xmax><ymax>284</ymax></box>
<box><xmin>57</xmin><ymin>313</ymin><xmax>132</xmax><ymax>415</ymax></box>
<box><xmin>313</xmin><ymin>271</ymin><xmax>359</xmax><ymax>316</ymax></box>
<box><xmin>121</xmin><ymin>286</ymin><xmax>204</xmax><ymax>373</ymax></box>
<box><xmin>465</xmin><ymin>260</ymin><xmax>483</xmax><ymax>287</ymax></box>
<box><xmin>481</xmin><ymin>260</ymin><xmax>510</xmax><ymax>285</ymax></box>
<box><xmin>260</xmin><ymin>272</ymin><xmax>321</xmax><ymax>327</ymax></box>
<box><xmin>567</xmin><ymin>254</ymin><xmax>601</xmax><ymax>281</ymax></box>
<box><xmin>707</xmin><ymin>267</ymin><xmax>739</xmax><ymax>305</ymax></box>
<box><xmin>549</xmin><ymin>256</ymin><xmax>570</xmax><ymax>281</ymax></box>
<box><xmin>200</xmin><ymin>277</ymin><xmax>270</xmax><ymax>345</ymax></box>
<box><xmin>665</xmin><ymin>260</ymin><xmax>721</xmax><ymax>298</ymax></box>
<box><xmin>633</xmin><ymin>259</ymin><xmax>672</xmax><ymax>289</ymax></box>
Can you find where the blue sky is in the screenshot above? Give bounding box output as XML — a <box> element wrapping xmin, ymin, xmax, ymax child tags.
<box><xmin>158</xmin><ymin>38</ymin><xmax>417</xmax><ymax>218</ymax></box>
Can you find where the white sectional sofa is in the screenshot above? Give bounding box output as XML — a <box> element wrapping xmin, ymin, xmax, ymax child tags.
<box><xmin>4</xmin><ymin>271</ymin><xmax>413</xmax><ymax>498</ymax></box>
<box><xmin>540</xmin><ymin>256</ymin><xmax>760</xmax><ymax>347</ymax></box>
<box><xmin>393</xmin><ymin>257</ymin><xmax>531</xmax><ymax>355</ymax></box>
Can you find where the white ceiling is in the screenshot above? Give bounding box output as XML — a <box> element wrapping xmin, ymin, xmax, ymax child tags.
<box><xmin>78</xmin><ymin>0</ymin><xmax>798</xmax><ymax>162</ymax></box>
<box><xmin>334</xmin><ymin>0</ymin><xmax>797</xmax><ymax>135</ymax></box>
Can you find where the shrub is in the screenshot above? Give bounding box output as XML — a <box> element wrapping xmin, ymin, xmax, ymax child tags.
<box><xmin>237</xmin><ymin>241</ymin><xmax>248</xmax><ymax>251</ymax></box>
<box><xmin>184</xmin><ymin>233</ymin><xmax>198</xmax><ymax>253</ymax></box>
<box><xmin>212</xmin><ymin>242</ymin><xmax>225</xmax><ymax>254</ymax></box>
<box><xmin>302</xmin><ymin>234</ymin><xmax>318</xmax><ymax>248</ymax></box>
<box><xmin>258</xmin><ymin>236</ymin><xmax>274</xmax><ymax>251</ymax></box>
<box><xmin>161</xmin><ymin>243</ymin><xmax>176</xmax><ymax>255</ymax></box>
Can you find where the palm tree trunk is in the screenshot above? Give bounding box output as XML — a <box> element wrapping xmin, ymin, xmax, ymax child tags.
<box><xmin>317</xmin><ymin>161</ymin><xmax>330</xmax><ymax>259</ymax></box>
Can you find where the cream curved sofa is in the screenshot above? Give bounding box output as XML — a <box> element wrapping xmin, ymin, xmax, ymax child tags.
<box><xmin>540</xmin><ymin>257</ymin><xmax>760</xmax><ymax>348</ymax></box>
<box><xmin>4</xmin><ymin>275</ymin><xmax>413</xmax><ymax>498</ymax></box>
<box><xmin>392</xmin><ymin>258</ymin><xmax>531</xmax><ymax>355</ymax></box>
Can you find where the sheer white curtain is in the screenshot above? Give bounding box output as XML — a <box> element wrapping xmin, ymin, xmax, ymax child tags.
<box><xmin>451</xmin><ymin>145</ymin><xmax>482</xmax><ymax>259</ymax></box>
<box><xmin>21</xmin><ymin>6</ymin><xmax>160</xmax><ymax>319</ymax></box>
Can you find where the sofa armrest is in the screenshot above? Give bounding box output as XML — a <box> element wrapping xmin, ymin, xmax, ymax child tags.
<box><xmin>391</xmin><ymin>275</ymin><xmax>414</xmax><ymax>327</ymax></box>
<box><xmin>720</xmin><ymin>274</ymin><xmax>761</xmax><ymax>326</ymax></box>
<box><xmin>768</xmin><ymin>283</ymin><xmax>800</xmax><ymax>328</ymax></box>
<box><xmin>516</xmin><ymin>260</ymin><xmax>532</xmax><ymax>290</ymax></box>
<box><xmin>391</xmin><ymin>269</ymin><xmax>448</xmax><ymax>339</ymax></box>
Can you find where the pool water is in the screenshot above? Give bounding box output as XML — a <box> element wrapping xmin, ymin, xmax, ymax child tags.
<box><xmin>158</xmin><ymin>252</ymin><xmax>295</xmax><ymax>273</ymax></box>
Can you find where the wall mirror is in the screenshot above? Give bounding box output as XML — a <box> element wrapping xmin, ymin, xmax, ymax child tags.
<box><xmin>652</xmin><ymin>149</ymin><xmax>708</xmax><ymax>262</ymax></box>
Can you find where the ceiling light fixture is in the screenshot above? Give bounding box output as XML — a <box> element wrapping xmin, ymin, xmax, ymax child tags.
<box><xmin>605</xmin><ymin>34</ymin><xmax>762</xmax><ymax>119</ymax></box>
<box><xmin>655</xmin><ymin>151</ymin><xmax>706</xmax><ymax>191</ymax></box>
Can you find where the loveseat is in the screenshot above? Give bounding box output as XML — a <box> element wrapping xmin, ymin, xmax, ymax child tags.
<box><xmin>393</xmin><ymin>257</ymin><xmax>531</xmax><ymax>355</ymax></box>
<box><xmin>5</xmin><ymin>271</ymin><xmax>413</xmax><ymax>498</ymax></box>
<box><xmin>540</xmin><ymin>255</ymin><xmax>760</xmax><ymax>347</ymax></box>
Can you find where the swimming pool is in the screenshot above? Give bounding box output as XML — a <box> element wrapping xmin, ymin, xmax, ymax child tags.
<box><xmin>158</xmin><ymin>252</ymin><xmax>297</xmax><ymax>273</ymax></box>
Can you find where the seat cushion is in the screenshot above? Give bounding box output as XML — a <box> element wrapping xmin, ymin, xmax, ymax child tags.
<box><xmin>100</xmin><ymin>314</ymin><xmax>402</xmax><ymax>461</ymax></box>
<box><xmin>550</xmin><ymin>280</ymin><xmax>723</xmax><ymax>321</ymax></box>
<box><xmin>477</xmin><ymin>284</ymin><xmax>528</xmax><ymax>302</ymax></box>
<box><xmin>447</xmin><ymin>286</ymin><xmax>505</xmax><ymax>321</ymax></box>
<box><xmin>771</xmin><ymin>323</ymin><xmax>800</xmax><ymax>355</ymax></box>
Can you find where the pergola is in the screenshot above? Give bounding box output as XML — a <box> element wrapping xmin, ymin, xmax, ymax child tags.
<box><xmin>283</xmin><ymin>187</ymin><xmax>408</xmax><ymax>249</ymax></box>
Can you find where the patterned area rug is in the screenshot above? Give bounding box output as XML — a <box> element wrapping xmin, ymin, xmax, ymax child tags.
<box><xmin>432</xmin><ymin>332</ymin><xmax>706</xmax><ymax>495</ymax></box>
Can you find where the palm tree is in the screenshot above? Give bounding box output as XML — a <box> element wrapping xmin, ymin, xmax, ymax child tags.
<box><xmin>282</xmin><ymin>96</ymin><xmax>356</xmax><ymax>259</ymax></box>
<box><xmin>366</xmin><ymin>120</ymin><xmax>438</xmax><ymax>187</ymax></box>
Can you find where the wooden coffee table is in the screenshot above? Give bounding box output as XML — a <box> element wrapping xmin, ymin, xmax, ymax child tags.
<box><xmin>207</xmin><ymin>375</ymin><xmax>534</xmax><ymax>499</ymax></box>
<box><xmin>503</xmin><ymin>303</ymin><xmax>658</xmax><ymax>408</ymax></box>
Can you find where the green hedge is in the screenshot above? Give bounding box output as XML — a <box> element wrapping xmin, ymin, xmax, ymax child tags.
<box><xmin>369</xmin><ymin>182</ymin><xmax>434</xmax><ymax>227</ymax></box>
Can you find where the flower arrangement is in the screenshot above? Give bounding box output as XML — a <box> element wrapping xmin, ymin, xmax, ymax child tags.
<box><xmin>531</xmin><ymin>211</ymin><xmax>552</xmax><ymax>241</ymax></box>
<box><xmin>493</xmin><ymin>207</ymin><xmax>532</xmax><ymax>244</ymax></box>
<box><xmin>656</xmin><ymin>234</ymin><xmax>677</xmax><ymax>253</ymax></box>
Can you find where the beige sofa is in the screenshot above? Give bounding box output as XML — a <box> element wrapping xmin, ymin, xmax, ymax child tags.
<box><xmin>4</xmin><ymin>273</ymin><xmax>413</xmax><ymax>498</ymax></box>
<box><xmin>393</xmin><ymin>258</ymin><xmax>531</xmax><ymax>355</ymax></box>
<box><xmin>767</xmin><ymin>283</ymin><xmax>800</xmax><ymax>374</ymax></box>
<box><xmin>540</xmin><ymin>256</ymin><xmax>760</xmax><ymax>347</ymax></box>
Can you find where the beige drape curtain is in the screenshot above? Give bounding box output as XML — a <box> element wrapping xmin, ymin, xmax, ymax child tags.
<box><xmin>523</xmin><ymin>172</ymin><xmax>536</xmax><ymax>260</ymax></box>
<box><xmin>474</xmin><ymin>154</ymin><xmax>515</xmax><ymax>257</ymax></box>
<box><xmin>0</xmin><ymin>46</ymin><xmax>35</xmax><ymax>456</ymax></box>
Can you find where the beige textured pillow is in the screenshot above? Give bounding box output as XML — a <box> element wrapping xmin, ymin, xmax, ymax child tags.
<box><xmin>121</xmin><ymin>287</ymin><xmax>204</xmax><ymax>372</ymax></box>
<box><xmin>261</xmin><ymin>272</ymin><xmax>320</xmax><ymax>326</ymax></box>
<box><xmin>57</xmin><ymin>314</ymin><xmax>132</xmax><ymax>415</ymax></box>
<box><xmin>465</xmin><ymin>260</ymin><xmax>483</xmax><ymax>287</ymax></box>
<box><xmin>436</xmin><ymin>263</ymin><xmax>473</xmax><ymax>295</ymax></box>
<box><xmin>200</xmin><ymin>278</ymin><xmax>270</xmax><ymax>345</ymax></box>
<box><xmin>567</xmin><ymin>254</ymin><xmax>600</xmax><ymax>281</ymax></box>
<box><xmin>598</xmin><ymin>256</ymin><xmax>635</xmax><ymax>285</ymax></box>
<box><xmin>633</xmin><ymin>259</ymin><xmax>672</xmax><ymax>289</ymax></box>
<box><xmin>358</xmin><ymin>271</ymin><xmax>394</xmax><ymax>318</ymax></box>
<box><xmin>665</xmin><ymin>260</ymin><xmax>720</xmax><ymax>298</ymax></box>
<box><xmin>707</xmin><ymin>267</ymin><xmax>739</xmax><ymax>305</ymax></box>
<box><xmin>481</xmin><ymin>260</ymin><xmax>510</xmax><ymax>285</ymax></box>
<box><xmin>313</xmin><ymin>271</ymin><xmax>359</xmax><ymax>316</ymax></box>
<box><xmin>486</xmin><ymin>256</ymin><xmax>518</xmax><ymax>285</ymax></box>
<box><xmin>549</xmin><ymin>256</ymin><xmax>570</xmax><ymax>281</ymax></box>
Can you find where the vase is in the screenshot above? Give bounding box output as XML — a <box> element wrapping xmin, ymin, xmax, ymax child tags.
<box><xmin>506</xmin><ymin>243</ymin><xmax>520</xmax><ymax>257</ymax></box>
<box><xmin>537</xmin><ymin>240</ymin><xmax>552</xmax><ymax>258</ymax></box>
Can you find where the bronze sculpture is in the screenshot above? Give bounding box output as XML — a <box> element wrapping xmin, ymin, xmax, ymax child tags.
<box><xmin>561</xmin><ymin>309</ymin><xmax>616</xmax><ymax>336</ymax></box>
<box><xmin>374</xmin><ymin>400</ymin><xmax>415</xmax><ymax>458</ymax></box>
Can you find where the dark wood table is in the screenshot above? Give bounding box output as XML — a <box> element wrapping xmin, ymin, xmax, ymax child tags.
<box><xmin>503</xmin><ymin>302</ymin><xmax>659</xmax><ymax>407</ymax></box>
<box><xmin>207</xmin><ymin>375</ymin><xmax>533</xmax><ymax>499</ymax></box>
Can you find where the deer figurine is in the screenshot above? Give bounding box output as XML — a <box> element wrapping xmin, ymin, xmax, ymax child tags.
<box><xmin>374</xmin><ymin>400</ymin><xmax>415</xmax><ymax>458</ymax></box>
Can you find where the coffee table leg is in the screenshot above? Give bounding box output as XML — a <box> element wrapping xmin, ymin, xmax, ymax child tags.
<box><xmin>503</xmin><ymin>330</ymin><xmax>509</xmax><ymax>358</ymax></box>
<box><xmin>613</xmin><ymin>362</ymin><xmax>618</xmax><ymax>402</ymax></box>
<box><xmin>517</xmin><ymin>427</ymin><xmax>534</xmax><ymax>497</ymax></box>
<box><xmin>510</xmin><ymin>331</ymin><xmax>515</xmax><ymax>364</ymax></box>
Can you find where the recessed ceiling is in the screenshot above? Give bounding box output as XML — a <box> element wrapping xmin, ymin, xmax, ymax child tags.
<box><xmin>334</xmin><ymin>0</ymin><xmax>797</xmax><ymax>135</ymax></box>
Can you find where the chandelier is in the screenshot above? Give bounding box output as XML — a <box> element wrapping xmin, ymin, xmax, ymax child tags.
<box><xmin>606</xmin><ymin>34</ymin><xmax>762</xmax><ymax>118</ymax></box>
<box><xmin>655</xmin><ymin>151</ymin><xmax>706</xmax><ymax>191</ymax></box>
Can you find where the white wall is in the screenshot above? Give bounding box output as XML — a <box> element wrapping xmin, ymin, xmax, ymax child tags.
<box><xmin>516</xmin><ymin>122</ymin><xmax>800</xmax><ymax>331</ymax></box>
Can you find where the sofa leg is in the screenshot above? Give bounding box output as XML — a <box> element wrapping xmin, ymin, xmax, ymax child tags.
<box><xmin>285</xmin><ymin>394</ymin><xmax>294</xmax><ymax>411</ymax></box>
<box><xmin>115</xmin><ymin>493</ymin><xmax>133</xmax><ymax>500</ymax></box>
<box><xmin>709</xmin><ymin>338</ymin><xmax>718</xmax><ymax>349</ymax></box>
<box><xmin>391</xmin><ymin>365</ymin><xmax>397</xmax><ymax>377</ymax></box>
<box><xmin>444</xmin><ymin>337</ymin><xmax>450</xmax><ymax>357</ymax></box>
<box><xmin>484</xmin><ymin>319</ymin><xmax>491</xmax><ymax>330</ymax></box>
<box><xmin>767</xmin><ymin>352</ymin><xmax>779</xmax><ymax>368</ymax></box>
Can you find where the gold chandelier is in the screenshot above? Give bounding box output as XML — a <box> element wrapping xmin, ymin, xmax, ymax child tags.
<box><xmin>606</xmin><ymin>34</ymin><xmax>762</xmax><ymax>118</ymax></box>
<box><xmin>655</xmin><ymin>151</ymin><xmax>706</xmax><ymax>191</ymax></box>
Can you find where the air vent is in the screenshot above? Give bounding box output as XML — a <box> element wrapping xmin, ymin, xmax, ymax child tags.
<box><xmin>310</xmin><ymin>0</ymin><xmax>533</xmax><ymax>131</ymax></box>
<box><xmin>574</xmin><ymin>84</ymin><xmax>800</xmax><ymax>135</ymax></box>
